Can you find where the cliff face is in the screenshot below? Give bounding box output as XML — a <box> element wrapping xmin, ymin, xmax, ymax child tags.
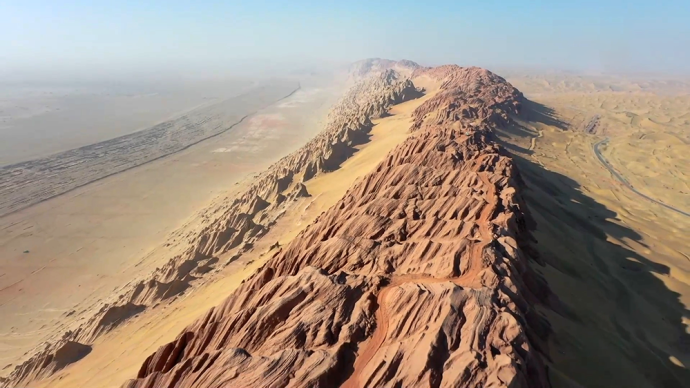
<box><xmin>1</xmin><ymin>66</ymin><xmax>421</xmax><ymax>387</ymax></box>
<box><xmin>123</xmin><ymin>65</ymin><xmax>551</xmax><ymax>388</ymax></box>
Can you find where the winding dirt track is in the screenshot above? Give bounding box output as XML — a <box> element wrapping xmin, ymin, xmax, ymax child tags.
<box><xmin>594</xmin><ymin>138</ymin><xmax>690</xmax><ymax>217</ymax></box>
<box><xmin>342</xmin><ymin>274</ymin><xmax>478</xmax><ymax>388</ymax></box>
<box><xmin>342</xmin><ymin>286</ymin><xmax>392</xmax><ymax>388</ymax></box>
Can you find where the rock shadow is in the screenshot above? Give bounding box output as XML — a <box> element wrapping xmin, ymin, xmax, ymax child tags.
<box><xmin>521</xmin><ymin>99</ymin><xmax>570</xmax><ymax>131</ymax></box>
<box><xmin>505</xmin><ymin>148</ymin><xmax>690</xmax><ymax>388</ymax></box>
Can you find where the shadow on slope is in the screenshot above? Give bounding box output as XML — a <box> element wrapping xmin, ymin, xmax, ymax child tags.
<box><xmin>500</xmin><ymin>104</ymin><xmax>690</xmax><ymax>388</ymax></box>
<box><xmin>521</xmin><ymin>99</ymin><xmax>570</xmax><ymax>131</ymax></box>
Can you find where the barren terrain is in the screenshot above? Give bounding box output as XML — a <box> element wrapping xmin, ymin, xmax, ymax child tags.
<box><xmin>0</xmin><ymin>78</ymin><xmax>255</xmax><ymax>166</ymax></box>
<box><xmin>0</xmin><ymin>75</ymin><xmax>344</xmax><ymax>380</ymax></box>
<box><xmin>9</xmin><ymin>61</ymin><xmax>437</xmax><ymax>388</ymax></box>
<box><xmin>120</xmin><ymin>62</ymin><xmax>550</xmax><ymax>388</ymax></box>
<box><xmin>2</xmin><ymin>61</ymin><xmax>689</xmax><ymax>388</ymax></box>
<box><xmin>500</xmin><ymin>72</ymin><xmax>690</xmax><ymax>387</ymax></box>
<box><xmin>0</xmin><ymin>81</ymin><xmax>300</xmax><ymax>216</ymax></box>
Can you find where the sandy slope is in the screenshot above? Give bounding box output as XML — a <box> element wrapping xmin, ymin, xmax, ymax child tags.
<box><xmin>0</xmin><ymin>76</ymin><xmax>343</xmax><ymax>376</ymax></box>
<box><xmin>507</xmin><ymin>73</ymin><xmax>690</xmax><ymax>211</ymax></box>
<box><xmin>500</xmin><ymin>73</ymin><xmax>690</xmax><ymax>387</ymax></box>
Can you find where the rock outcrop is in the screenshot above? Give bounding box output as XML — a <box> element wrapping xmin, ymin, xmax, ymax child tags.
<box><xmin>349</xmin><ymin>58</ymin><xmax>421</xmax><ymax>80</ymax></box>
<box><xmin>1</xmin><ymin>63</ymin><xmax>423</xmax><ymax>387</ymax></box>
<box><xmin>123</xmin><ymin>65</ymin><xmax>552</xmax><ymax>388</ymax></box>
<box><xmin>411</xmin><ymin>66</ymin><xmax>523</xmax><ymax>130</ymax></box>
<box><xmin>2</xmin><ymin>340</ymin><xmax>92</xmax><ymax>385</ymax></box>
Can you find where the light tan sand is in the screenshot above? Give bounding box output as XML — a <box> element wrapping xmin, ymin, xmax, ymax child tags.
<box><xmin>500</xmin><ymin>73</ymin><xmax>690</xmax><ymax>387</ymax></box>
<box><xmin>0</xmin><ymin>78</ymin><xmax>344</xmax><ymax>374</ymax></box>
<box><xmin>0</xmin><ymin>81</ymin><xmax>303</xmax><ymax>217</ymax></box>
<box><xmin>27</xmin><ymin>79</ymin><xmax>440</xmax><ymax>388</ymax></box>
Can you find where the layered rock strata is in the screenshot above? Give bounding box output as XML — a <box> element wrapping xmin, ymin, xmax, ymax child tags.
<box><xmin>123</xmin><ymin>65</ymin><xmax>551</xmax><ymax>388</ymax></box>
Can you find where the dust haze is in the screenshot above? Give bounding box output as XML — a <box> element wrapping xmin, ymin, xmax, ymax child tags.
<box><xmin>1</xmin><ymin>2</ymin><xmax>689</xmax><ymax>388</ymax></box>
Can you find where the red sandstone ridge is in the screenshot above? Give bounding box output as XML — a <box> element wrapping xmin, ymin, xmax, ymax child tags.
<box><xmin>123</xmin><ymin>64</ymin><xmax>552</xmax><ymax>388</ymax></box>
<box><xmin>411</xmin><ymin>66</ymin><xmax>523</xmax><ymax>130</ymax></box>
<box><xmin>0</xmin><ymin>67</ymin><xmax>422</xmax><ymax>387</ymax></box>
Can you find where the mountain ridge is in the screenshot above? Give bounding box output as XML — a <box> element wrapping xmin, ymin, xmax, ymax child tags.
<box><xmin>0</xmin><ymin>59</ymin><xmax>424</xmax><ymax>387</ymax></box>
<box><xmin>122</xmin><ymin>62</ymin><xmax>553</xmax><ymax>388</ymax></box>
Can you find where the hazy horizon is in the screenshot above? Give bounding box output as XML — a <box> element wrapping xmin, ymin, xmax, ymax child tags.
<box><xmin>2</xmin><ymin>0</ymin><xmax>690</xmax><ymax>83</ymax></box>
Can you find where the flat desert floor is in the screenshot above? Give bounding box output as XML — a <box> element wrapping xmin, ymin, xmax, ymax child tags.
<box><xmin>0</xmin><ymin>80</ymin><xmax>302</xmax><ymax>216</ymax></box>
<box><xmin>0</xmin><ymin>78</ymin><xmax>255</xmax><ymax>166</ymax></box>
<box><xmin>501</xmin><ymin>72</ymin><xmax>690</xmax><ymax>387</ymax></box>
<box><xmin>0</xmin><ymin>75</ymin><xmax>344</xmax><ymax>375</ymax></box>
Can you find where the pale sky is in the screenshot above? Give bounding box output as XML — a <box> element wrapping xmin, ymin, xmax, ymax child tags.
<box><xmin>2</xmin><ymin>0</ymin><xmax>689</xmax><ymax>80</ymax></box>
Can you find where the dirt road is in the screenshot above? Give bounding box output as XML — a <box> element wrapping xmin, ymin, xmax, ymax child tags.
<box><xmin>593</xmin><ymin>138</ymin><xmax>690</xmax><ymax>217</ymax></box>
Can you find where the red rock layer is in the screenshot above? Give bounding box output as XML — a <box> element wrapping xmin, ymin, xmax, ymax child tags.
<box><xmin>124</xmin><ymin>65</ymin><xmax>551</xmax><ymax>388</ymax></box>
<box><xmin>411</xmin><ymin>66</ymin><xmax>523</xmax><ymax>130</ymax></box>
<box><xmin>1</xmin><ymin>67</ymin><xmax>421</xmax><ymax>387</ymax></box>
